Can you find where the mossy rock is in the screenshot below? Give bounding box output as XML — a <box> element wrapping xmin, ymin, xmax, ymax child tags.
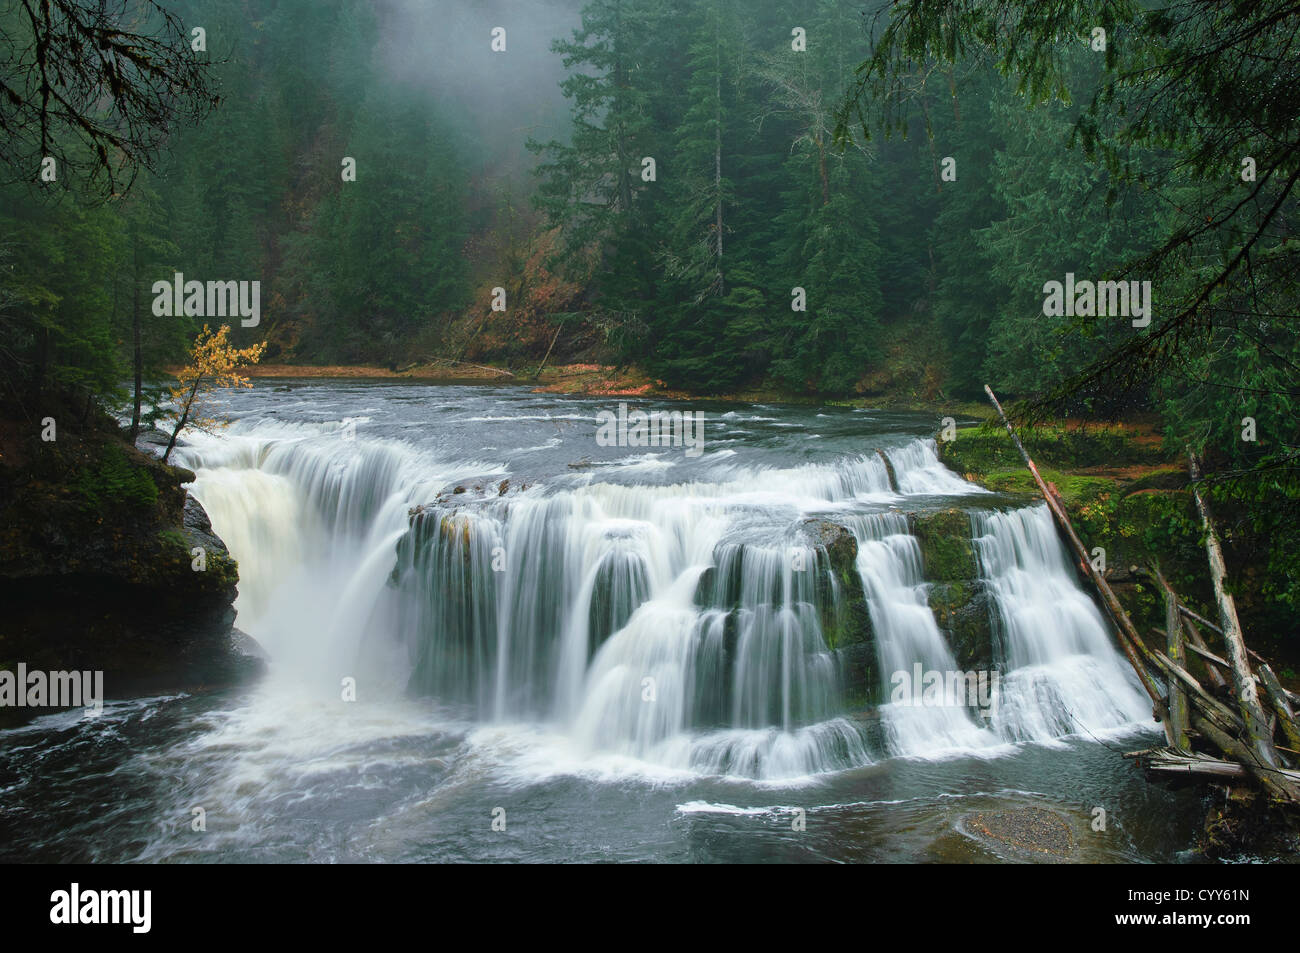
<box><xmin>0</xmin><ymin>402</ymin><xmax>255</xmax><ymax>709</ymax></box>
<box><xmin>927</xmin><ymin>580</ymin><xmax>996</xmax><ymax>671</ymax></box>
<box><xmin>835</xmin><ymin>642</ymin><xmax>877</xmax><ymax>710</ymax></box>
<box><xmin>693</xmin><ymin>521</ymin><xmax>877</xmax><ymax>708</ymax></box>
<box><xmin>912</xmin><ymin>508</ymin><xmax>978</xmax><ymax>581</ymax></box>
<box><xmin>798</xmin><ymin>519</ymin><xmax>873</xmax><ymax>652</ymax></box>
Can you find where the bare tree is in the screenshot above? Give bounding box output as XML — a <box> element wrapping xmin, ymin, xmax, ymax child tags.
<box><xmin>0</xmin><ymin>0</ymin><xmax>219</xmax><ymax>198</ymax></box>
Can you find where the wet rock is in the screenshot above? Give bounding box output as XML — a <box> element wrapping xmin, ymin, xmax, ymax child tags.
<box><xmin>231</xmin><ymin>627</ymin><xmax>269</xmax><ymax>661</ymax></box>
<box><xmin>912</xmin><ymin>508</ymin><xmax>978</xmax><ymax>581</ymax></box>
<box><xmin>0</xmin><ymin>422</ymin><xmax>257</xmax><ymax>713</ymax></box>
<box><xmin>694</xmin><ymin>521</ymin><xmax>878</xmax><ymax>708</ymax></box>
<box><xmin>927</xmin><ymin>580</ymin><xmax>995</xmax><ymax>671</ymax></box>
<box><xmin>835</xmin><ymin>642</ymin><xmax>877</xmax><ymax>711</ymax></box>
<box><xmin>689</xmin><ymin>608</ymin><xmax>740</xmax><ymax>728</ymax></box>
<box><xmin>587</xmin><ymin>550</ymin><xmax>651</xmax><ymax>655</ymax></box>
<box><xmin>796</xmin><ymin>519</ymin><xmax>873</xmax><ymax>653</ymax></box>
<box><xmin>135</xmin><ymin>427</ymin><xmax>176</xmax><ymax>450</ymax></box>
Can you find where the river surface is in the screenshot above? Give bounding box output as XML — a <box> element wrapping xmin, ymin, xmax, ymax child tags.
<box><xmin>0</xmin><ymin>382</ymin><xmax>1205</xmax><ymax>862</ymax></box>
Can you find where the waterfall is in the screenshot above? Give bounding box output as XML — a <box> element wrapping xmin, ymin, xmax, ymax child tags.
<box><xmin>849</xmin><ymin>513</ymin><xmax>1000</xmax><ymax>756</ymax></box>
<box><xmin>972</xmin><ymin>506</ymin><xmax>1151</xmax><ymax>742</ymax></box>
<box><xmin>175</xmin><ymin>419</ymin><xmax>1148</xmax><ymax>780</ymax></box>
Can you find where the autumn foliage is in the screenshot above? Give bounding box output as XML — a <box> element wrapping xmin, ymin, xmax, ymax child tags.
<box><xmin>161</xmin><ymin>325</ymin><xmax>267</xmax><ymax>464</ymax></box>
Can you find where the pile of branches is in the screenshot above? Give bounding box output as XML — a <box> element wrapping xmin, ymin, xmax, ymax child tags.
<box><xmin>985</xmin><ymin>386</ymin><xmax>1300</xmax><ymax>806</ymax></box>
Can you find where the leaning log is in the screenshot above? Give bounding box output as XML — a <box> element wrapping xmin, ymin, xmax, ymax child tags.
<box><xmin>1258</xmin><ymin>663</ymin><xmax>1300</xmax><ymax>757</ymax></box>
<box><xmin>1153</xmin><ymin>567</ymin><xmax>1191</xmax><ymax>751</ymax></box>
<box><xmin>1182</xmin><ymin>619</ymin><xmax>1229</xmax><ymax>691</ymax></box>
<box><xmin>1187</xmin><ymin>453</ymin><xmax>1278</xmax><ymax>769</ymax></box>
<box><xmin>982</xmin><ymin>385</ymin><xmax>1171</xmax><ymax>738</ymax></box>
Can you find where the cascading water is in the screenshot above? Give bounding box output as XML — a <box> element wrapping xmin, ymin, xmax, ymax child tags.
<box><xmin>849</xmin><ymin>513</ymin><xmax>1001</xmax><ymax>757</ymax></box>
<box><xmin>972</xmin><ymin>506</ymin><xmax>1151</xmax><ymax>742</ymax></box>
<box><xmin>3</xmin><ymin>386</ymin><xmax>1206</xmax><ymax>863</ymax></box>
<box><xmin>173</xmin><ymin>399</ymin><xmax>1149</xmax><ymax>782</ymax></box>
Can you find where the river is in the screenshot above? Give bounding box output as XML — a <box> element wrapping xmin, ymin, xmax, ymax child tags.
<box><xmin>0</xmin><ymin>381</ymin><xmax>1205</xmax><ymax>862</ymax></box>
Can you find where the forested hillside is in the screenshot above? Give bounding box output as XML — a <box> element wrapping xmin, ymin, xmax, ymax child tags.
<box><xmin>2</xmin><ymin>1</ymin><xmax>1296</xmax><ymax>573</ymax></box>
<box><xmin>6</xmin><ymin>0</ymin><xmax>1294</xmax><ymax>411</ymax></box>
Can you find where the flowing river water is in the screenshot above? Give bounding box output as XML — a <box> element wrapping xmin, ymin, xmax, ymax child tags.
<box><xmin>0</xmin><ymin>382</ymin><xmax>1206</xmax><ymax>862</ymax></box>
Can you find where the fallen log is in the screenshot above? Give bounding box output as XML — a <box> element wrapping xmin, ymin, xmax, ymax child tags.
<box><xmin>1190</xmin><ymin>713</ymin><xmax>1300</xmax><ymax>803</ymax></box>
<box><xmin>1134</xmin><ymin>566</ymin><xmax>1230</xmax><ymax>692</ymax></box>
<box><xmin>1153</xmin><ymin>567</ymin><xmax>1190</xmax><ymax>751</ymax></box>
<box><xmin>429</xmin><ymin>357</ymin><xmax>516</xmax><ymax>378</ymax></box>
<box><xmin>1178</xmin><ymin>606</ymin><xmax>1283</xmax><ymax>699</ymax></box>
<box><xmin>1258</xmin><ymin>663</ymin><xmax>1300</xmax><ymax>757</ymax></box>
<box><xmin>1184</xmin><ymin>640</ymin><xmax>1231</xmax><ymax>672</ymax></box>
<box><xmin>982</xmin><ymin>385</ymin><xmax>1172</xmax><ymax>739</ymax></box>
<box><xmin>1188</xmin><ymin>452</ymin><xmax>1279</xmax><ymax>769</ymax></box>
<box><xmin>1127</xmin><ymin>748</ymin><xmax>1300</xmax><ymax>785</ymax></box>
<box><xmin>1178</xmin><ymin>602</ymin><xmax>1222</xmax><ymax>636</ymax></box>
<box><xmin>1182</xmin><ymin>619</ymin><xmax>1229</xmax><ymax>691</ymax></box>
<box><xmin>1126</xmin><ymin>749</ymin><xmax>1251</xmax><ymax>779</ymax></box>
<box><xmin>979</xmin><ymin>388</ymin><xmax>1299</xmax><ymax>806</ymax></box>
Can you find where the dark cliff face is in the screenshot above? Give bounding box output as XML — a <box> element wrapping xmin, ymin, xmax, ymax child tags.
<box><xmin>0</xmin><ymin>403</ymin><xmax>262</xmax><ymax>722</ymax></box>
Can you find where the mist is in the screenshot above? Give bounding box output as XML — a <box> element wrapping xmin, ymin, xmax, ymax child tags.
<box><xmin>375</xmin><ymin>0</ymin><xmax>586</xmax><ymax>181</ymax></box>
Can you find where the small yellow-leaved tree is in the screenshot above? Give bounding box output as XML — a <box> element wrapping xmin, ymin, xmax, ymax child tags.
<box><xmin>162</xmin><ymin>325</ymin><xmax>267</xmax><ymax>464</ymax></box>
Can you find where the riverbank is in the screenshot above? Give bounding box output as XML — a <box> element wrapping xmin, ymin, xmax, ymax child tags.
<box><xmin>0</xmin><ymin>396</ymin><xmax>263</xmax><ymax>726</ymax></box>
<box><xmin>939</xmin><ymin>423</ymin><xmax>1299</xmax><ymax>685</ymax></box>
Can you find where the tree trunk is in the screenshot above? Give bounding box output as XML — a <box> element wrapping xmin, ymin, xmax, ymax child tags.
<box><xmin>1154</xmin><ymin>567</ymin><xmax>1190</xmax><ymax>750</ymax></box>
<box><xmin>983</xmin><ymin>386</ymin><xmax>1172</xmax><ymax>735</ymax></box>
<box><xmin>817</xmin><ymin>136</ymin><xmax>830</xmax><ymax>207</ymax></box>
<box><xmin>162</xmin><ymin>377</ymin><xmax>202</xmax><ymax>465</ymax></box>
<box><xmin>129</xmin><ymin>265</ymin><xmax>143</xmax><ymax>444</ymax></box>
<box><xmin>1188</xmin><ymin>452</ymin><xmax>1278</xmax><ymax>769</ymax></box>
<box><xmin>534</xmin><ymin>322</ymin><xmax>563</xmax><ymax>381</ymax></box>
<box><xmin>714</xmin><ymin>53</ymin><xmax>723</xmax><ymax>277</ymax></box>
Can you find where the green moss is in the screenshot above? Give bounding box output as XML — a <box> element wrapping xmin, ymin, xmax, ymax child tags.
<box><xmin>939</xmin><ymin>424</ymin><xmax>1167</xmax><ymax>478</ymax></box>
<box><xmin>71</xmin><ymin>444</ymin><xmax>159</xmax><ymax>511</ymax></box>
<box><xmin>157</xmin><ymin>529</ymin><xmax>188</xmax><ymax>550</ymax></box>
<box><xmin>913</xmin><ymin>508</ymin><xmax>978</xmax><ymax>581</ymax></box>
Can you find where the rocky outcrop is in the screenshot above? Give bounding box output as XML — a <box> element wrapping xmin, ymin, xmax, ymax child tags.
<box><xmin>0</xmin><ymin>411</ymin><xmax>261</xmax><ymax>723</ymax></box>
<box><xmin>912</xmin><ymin>508</ymin><xmax>996</xmax><ymax>673</ymax></box>
<box><xmin>926</xmin><ymin>580</ymin><xmax>997</xmax><ymax>671</ymax></box>
<box><xmin>912</xmin><ymin>508</ymin><xmax>979</xmax><ymax>581</ymax></box>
